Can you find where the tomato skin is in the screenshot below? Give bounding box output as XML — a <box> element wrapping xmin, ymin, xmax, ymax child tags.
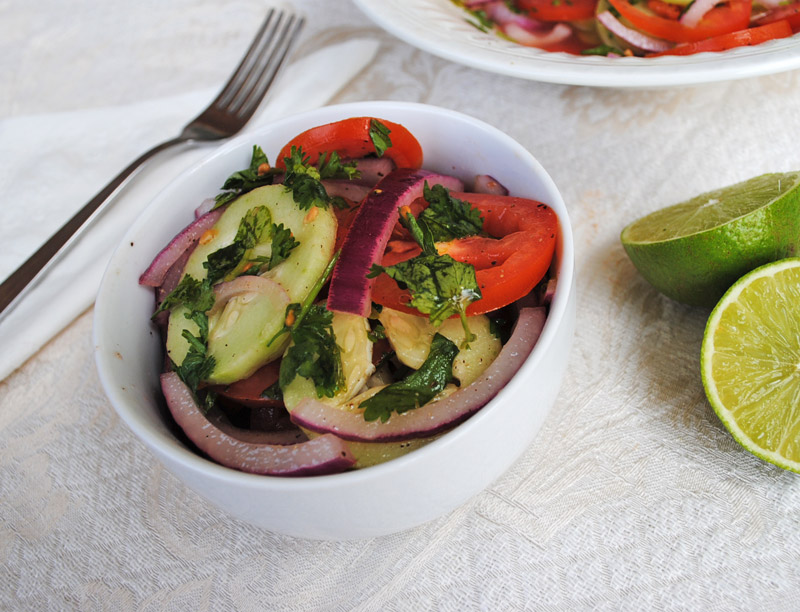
<box><xmin>208</xmin><ymin>361</ymin><xmax>282</xmax><ymax>408</ymax></box>
<box><xmin>607</xmin><ymin>0</ymin><xmax>751</xmax><ymax>42</ymax></box>
<box><xmin>275</xmin><ymin>117</ymin><xmax>423</xmax><ymax>170</ymax></box>
<box><xmin>517</xmin><ymin>0</ymin><xmax>598</xmax><ymax>22</ymax></box>
<box><xmin>646</xmin><ymin>0</ymin><xmax>681</xmax><ymax>20</ymax></box>
<box><xmin>371</xmin><ymin>193</ymin><xmax>558</xmax><ymax>316</ymax></box>
<box><xmin>648</xmin><ymin>20</ymin><xmax>793</xmax><ymax>55</ymax></box>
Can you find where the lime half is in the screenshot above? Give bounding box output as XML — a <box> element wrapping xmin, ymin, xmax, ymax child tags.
<box><xmin>701</xmin><ymin>258</ymin><xmax>800</xmax><ymax>473</ymax></box>
<box><xmin>621</xmin><ymin>172</ymin><xmax>800</xmax><ymax>307</ymax></box>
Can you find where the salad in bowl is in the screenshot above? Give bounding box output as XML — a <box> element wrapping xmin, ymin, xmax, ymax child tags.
<box><xmin>456</xmin><ymin>0</ymin><xmax>797</xmax><ymax>56</ymax></box>
<box><xmin>94</xmin><ymin>102</ymin><xmax>575</xmax><ymax>538</ymax></box>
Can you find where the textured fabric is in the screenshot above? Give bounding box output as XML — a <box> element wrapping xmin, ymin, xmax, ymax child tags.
<box><xmin>2</xmin><ymin>0</ymin><xmax>800</xmax><ymax>610</ymax></box>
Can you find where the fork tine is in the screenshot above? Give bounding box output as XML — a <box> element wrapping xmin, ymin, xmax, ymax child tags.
<box><xmin>212</xmin><ymin>8</ymin><xmax>285</xmax><ymax>110</ymax></box>
<box><xmin>232</xmin><ymin>14</ymin><xmax>305</xmax><ymax>119</ymax></box>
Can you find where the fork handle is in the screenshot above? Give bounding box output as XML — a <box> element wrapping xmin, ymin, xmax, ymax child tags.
<box><xmin>0</xmin><ymin>135</ymin><xmax>187</xmax><ymax>323</ymax></box>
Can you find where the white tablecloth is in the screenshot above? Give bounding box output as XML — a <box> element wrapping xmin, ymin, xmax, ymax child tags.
<box><xmin>2</xmin><ymin>0</ymin><xmax>800</xmax><ymax>610</ymax></box>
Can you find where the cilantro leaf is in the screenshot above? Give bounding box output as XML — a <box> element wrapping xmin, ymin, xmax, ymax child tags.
<box><xmin>153</xmin><ymin>275</ymin><xmax>215</xmax><ymax>317</ymax></box>
<box><xmin>204</xmin><ymin>243</ymin><xmax>244</xmax><ymax>285</ymax></box>
<box><xmin>581</xmin><ymin>44</ymin><xmax>624</xmax><ymax>56</ymax></box>
<box><xmin>214</xmin><ymin>145</ymin><xmax>277</xmax><ymax>207</ymax></box>
<box><xmin>175</xmin><ymin>347</ymin><xmax>215</xmax><ymax>395</ymax></box>
<box><xmin>369</xmin><ymin>253</ymin><xmax>481</xmax><ymax>327</ymax></box>
<box><xmin>361</xmin><ymin>333</ymin><xmax>459</xmax><ymax>422</ymax></box>
<box><xmin>369</xmin><ymin>206</ymin><xmax>481</xmax><ymax>345</ymax></box>
<box><xmin>174</xmin><ymin>311</ymin><xmax>215</xmax><ymax>393</ymax></box>
<box><xmin>282</xmin><ymin>146</ymin><xmax>359</xmax><ymax>210</ymax></box>
<box><xmin>204</xmin><ymin>206</ymin><xmax>271</xmax><ymax>283</ymax></box>
<box><xmin>318</xmin><ymin>150</ymin><xmax>359</xmax><ymax>181</ymax></box>
<box><xmin>278</xmin><ymin>304</ymin><xmax>344</xmax><ymax>398</ymax></box>
<box><xmin>418</xmin><ymin>183</ymin><xmax>484</xmax><ymax>242</ymax></box>
<box><xmin>235</xmin><ymin>205</ymin><xmax>272</xmax><ymax>248</ymax></box>
<box><xmin>368</xmin><ymin>119</ymin><xmax>392</xmax><ymax>157</ymax></box>
<box><xmin>264</xmin><ymin>222</ymin><xmax>299</xmax><ymax>271</ymax></box>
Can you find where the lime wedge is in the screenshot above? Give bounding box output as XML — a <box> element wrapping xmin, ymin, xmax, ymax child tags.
<box><xmin>621</xmin><ymin>172</ymin><xmax>800</xmax><ymax>307</ymax></box>
<box><xmin>701</xmin><ymin>258</ymin><xmax>800</xmax><ymax>473</ymax></box>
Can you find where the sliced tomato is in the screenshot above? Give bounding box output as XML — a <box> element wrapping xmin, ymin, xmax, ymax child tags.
<box><xmin>647</xmin><ymin>0</ymin><xmax>682</xmax><ymax>20</ymax></box>
<box><xmin>208</xmin><ymin>362</ymin><xmax>281</xmax><ymax>408</ymax></box>
<box><xmin>649</xmin><ymin>20</ymin><xmax>793</xmax><ymax>54</ymax></box>
<box><xmin>333</xmin><ymin>199</ymin><xmax>362</xmax><ymax>252</ymax></box>
<box><xmin>607</xmin><ymin>0</ymin><xmax>751</xmax><ymax>42</ymax></box>
<box><xmin>753</xmin><ymin>3</ymin><xmax>800</xmax><ymax>33</ymax></box>
<box><xmin>517</xmin><ymin>0</ymin><xmax>598</xmax><ymax>22</ymax></box>
<box><xmin>275</xmin><ymin>117</ymin><xmax>423</xmax><ymax>170</ymax></box>
<box><xmin>371</xmin><ymin>193</ymin><xmax>558</xmax><ymax>316</ymax></box>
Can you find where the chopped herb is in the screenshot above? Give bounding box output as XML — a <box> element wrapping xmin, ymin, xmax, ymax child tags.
<box><xmin>174</xmin><ymin>312</ymin><xmax>215</xmax><ymax>393</ymax></box>
<box><xmin>360</xmin><ymin>333</ymin><xmax>459</xmax><ymax>423</ymax></box>
<box><xmin>153</xmin><ymin>275</ymin><xmax>215</xmax><ymax>317</ymax></box>
<box><xmin>278</xmin><ymin>304</ymin><xmax>344</xmax><ymax>398</ymax></box>
<box><xmin>330</xmin><ymin>195</ymin><xmax>351</xmax><ymax>210</ymax></box>
<box><xmin>581</xmin><ymin>44</ymin><xmax>624</xmax><ymax>56</ymax></box>
<box><xmin>260</xmin><ymin>381</ymin><xmax>283</xmax><ymax>401</ymax></box>
<box><xmin>282</xmin><ymin>146</ymin><xmax>359</xmax><ymax>210</ymax></box>
<box><xmin>214</xmin><ymin>145</ymin><xmax>278</xmax><ymax>208</ymax></box>
<box><xmin>204</xmin><ymin>206</ymin><xmax>271</xmax><ymax>283</ymax></box>
<box><xmin>249</xmin><ymin>222</ymin><xmax>299</xmax><ymax>272</ymax></box>
<box><xmin>464</xmin><ymin>9</ymin><xmax>493</xmax><ymax>31</ymax></box>
<box><xmin>368</xmin><ymin>119</ymin><xmax>392</xmax><ymax>157</ymax></box>
<box><xmin>370</xmin><ymin>253</ymin><xmax>480</xmax><ymax>329</ymax></box>
<box><xmin>367</xmin><ymin>321</ymin><xmax>387</xmax><ymax>342</ymax></box>
<box><xmin>418</xmin><ymin>182</ymin><xmax>484</xmax><ymax>242</ymax></box>
<box><xmin>266</xmin><ymin>222</ymin><xmax>299</xmax><ymax>269</ymax></box>
<box><xmin>368</xmin><ymin>206</ymin><xmax>481</xmax><ymax>345</ymax></box>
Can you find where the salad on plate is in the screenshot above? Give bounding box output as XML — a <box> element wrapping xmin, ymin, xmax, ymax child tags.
<box><xmin>455</xmin><ymin>0</ymin><xmax>798</xmax><ymax>56</ymax></box>
<box><xmin>140</xmin><ymin>116</ymin><xmax>559</xmax><ymax>477</ymax></box>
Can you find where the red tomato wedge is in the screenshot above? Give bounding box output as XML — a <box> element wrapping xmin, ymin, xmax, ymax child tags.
<box><xmin>517</xmin><ymin>0</ymin><xmax>598</xmax><ymax>22</ymax></box>
<box><xmin>607</xmin><ymin>0</ymin><xmax>751</xmax><ymax>42</ymax></box>
<box><xmin>649</xmin><ymin>20</ymin><xmax>792</xmax><ymax>55</ymax></box>
<box><xmin>275</xmin><ymin>117</ymin><xmax>423</xmax><ymax>170</ymax></box>
<box><xmin>371</xmin><ymin>193</ymin><xmax>558</xmax><ymax>316</ymax></box>
<box><xmin>753</xmin><ymin>3</ymin><xmax>800</xmax><ymax>33</ymax></box>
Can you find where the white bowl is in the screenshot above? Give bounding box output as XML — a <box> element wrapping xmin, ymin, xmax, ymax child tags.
<box><xmin>94</xmin><ymin>101</ymin><xmax>576</xmax><ymax>540</ymax></box>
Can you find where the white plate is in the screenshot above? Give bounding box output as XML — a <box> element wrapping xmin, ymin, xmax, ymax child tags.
<box><xmin>354</xmin><ymin>0</ymin><xmax>800</xmax><ymax>88</ymax></box>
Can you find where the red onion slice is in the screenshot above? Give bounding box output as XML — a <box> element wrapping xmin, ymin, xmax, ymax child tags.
<box><xmin>194</xmin><ymin>198</ymin><xmax>216</xmax><ymax>219</ymax></box>
<box><xmin>485</xmin><ymin>2</ymin><xmax>548</xmax><ymax>31</ymax></box>
<box><xmin>139</xmin><ymin>207</ymin><xmax>224</xmax><ymax>287</ymax></box>
<box><xmin>327</xmin><ymin>168</ymin><xmax>464</xmax><ymax>317</ymax></box>
<box><xmin>474</xmin><ymin>174</ymin><xmax>509</xmax><ymax>196</ymax></box>
<box><xmin>161</xmin><ymin>372</ymin><xmax>355</xmax><ymax>476</ymax></box>
<box><xmin>596</xmin><ymin>11</ymin><xmax>674</xmax><ymax>53</ymax></box>
<box><xmin>290</xmin><ymin>307</ymin><xmax>547</xmax><ymax>442</ymax></box>
<box><xmin>679</xmin><ymin>0</ymin><xmax>719</xmax><ymax>28</ymax></box>
<box><xmin>503</xmin><ymin>22</ymin><xmax>573</xmax><ymax>47</ymax></box>
<box><xmin>321</xmin><ymin>179</ymin><xmax>373</xmax><ymax>204</ymax></box>
<box><xmin>349</xmin><ymin>157</ymin><xmax>397</xmax><ymax>185</ymax></box>
<box><xmin>206</xmin><ymin>275</ymin><xmax>289</xmax><ymax>318</ymax></box>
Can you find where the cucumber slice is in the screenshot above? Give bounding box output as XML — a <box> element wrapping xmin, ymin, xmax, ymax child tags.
<box><xmin>167</xmin><ymin>184</ymin><xmax>337</xmax><ymax>384</ymax></box>
<box><xmin>282</xmin><ymin>312</ymin><xmax>375</xmax><ymax>410</ymax></box>
<box><xmin>379</xmin><ymin>307</ymin><xmax>501</xmax><ymax>387</ymax></box>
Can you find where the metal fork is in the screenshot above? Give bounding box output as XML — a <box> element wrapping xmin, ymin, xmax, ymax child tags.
<box><xmin>0</xmin><ymin>8</ymin><xmax>304</xmax><ymax>321</ymax></box>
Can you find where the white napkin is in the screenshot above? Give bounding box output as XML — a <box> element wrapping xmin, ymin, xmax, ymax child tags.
<box><xmin>0</xmin><ymin>38</ymin><xmax>379</xmax><ymax>382</ymax></box>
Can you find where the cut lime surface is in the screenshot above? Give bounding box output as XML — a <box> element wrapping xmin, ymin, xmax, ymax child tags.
<box><xmin>621</xmin><ymin>172</ymin><xmax>800</xmax><ymax>307</ymax></box>
<box><xmin>701</xmin><ymin>258</ymin><xmax>800</xmax><ymax>473</ymax></box>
